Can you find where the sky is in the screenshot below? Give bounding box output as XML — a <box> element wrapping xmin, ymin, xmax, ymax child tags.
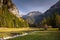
<box><xmin>12</xmin><ymin>0</ymin><xmax>58</xmax><ymax>15</ymax></box>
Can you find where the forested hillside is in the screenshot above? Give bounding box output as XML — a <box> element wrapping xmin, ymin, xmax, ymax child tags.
<box><xmin>41</xmin><ymin>0</ymin><xmax>60</xmax><ymax>28</ymax></box>
<box><xmin>0</xmin><ymin>0</ymin><xmax>29</xmax><ymax>28</ymax></box>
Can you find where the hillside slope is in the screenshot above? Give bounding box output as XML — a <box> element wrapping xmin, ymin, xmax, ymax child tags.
<box><xmin>0</xmin><ymin>0</ymin><xmax>29</xmax><ymax>28</ymax></box>
<box><xmin>42</xmin><ymin>0</ymin><xmax>60</xmax><ymax>28</ymax></box>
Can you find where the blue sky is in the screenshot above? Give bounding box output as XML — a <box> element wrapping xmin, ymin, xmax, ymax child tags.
<box><xmin>12</xmin><ymin>0</ymin><xmax>58</xmax><ymax>15</ymax></box>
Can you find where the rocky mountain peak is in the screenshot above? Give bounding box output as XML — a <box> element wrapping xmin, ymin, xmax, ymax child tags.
<box><xmin>27</xmin><ymin>11</ymin><xmax>42</xmax><ymax>16</ymax></box>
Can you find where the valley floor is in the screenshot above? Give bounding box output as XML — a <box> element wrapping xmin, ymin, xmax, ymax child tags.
<box><xmin>7</xmin><ymin>31</ymin><xmax>60</xmax><ymax>40</ymax></box>
<box><xmin>0</xmin><ymin>28</ymin><xmax>60</xmax><ymax>40</ymax></box>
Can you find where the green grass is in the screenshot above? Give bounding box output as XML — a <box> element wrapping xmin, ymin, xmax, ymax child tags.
<box><xmin>0</xmin><ymin>27</ymin><xmax>58</xmax><ymax>33</ymax></box>
<box><xmin>0</xmin><ymin>28</ymin><xmax>60</xmax><ymax>40</ymax></box>
<box><xmin>0</xmin><ymin>28</ymin><xmax>41</xmax><ymax>37</ymax></box>
<box><xmin>7</xmin><ymin>31</ymin><xmax>60</xmax><ymax>40</ymax></box>
<box><xmin>0</xmin><ymin>28</ymin><xmax>59</xmax><ymax>38</ymax></box>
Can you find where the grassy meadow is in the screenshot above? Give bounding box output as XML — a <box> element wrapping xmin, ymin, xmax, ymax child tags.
<box><xmin>0</xmin><ymin>28</ymin><xmax>60</xmax><ymax>40</ymax></box>
<box><xmin>7</xmin><ymin>30</ymin><xmax>60</xmax><ymax>40</ymax></box>
<box><xmin>0</xmin><ymin>28</ymin><xmax>40</xmax><ymax>38</ymax></box>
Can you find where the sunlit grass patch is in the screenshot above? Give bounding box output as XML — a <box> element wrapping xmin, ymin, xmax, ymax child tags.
<box><xmin>0</xmin><ymin>28</ymin><xmax>40</xmax><ymax>32</ymax></box>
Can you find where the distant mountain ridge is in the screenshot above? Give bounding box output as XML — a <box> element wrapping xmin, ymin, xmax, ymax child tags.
<box><xmin>50</xmin><ymin>0</ymin><xmax>60</xmax><ymax>9</ymax></box>
<box><xmin>22</xmin><ymin>11</ymin><xmax>44</xmax><ymax>27</ymax></box>
<box><xmin>44</xmin><ymin>0</ymin><xmax>60</xmax><ymax>17</ymax></box>
<box><xmin>42</xmin><ymin>0</ymin><xmax>60</xmax><ymax>27</ymax></box>
<box><xmin>27</xmin><ymin>11</ymin><xmax>42</xmax><ymax>16</ymax></box>
<box><xmin>22</xmin><ymin>11</ymin><xmax>42</xmax><ymax>19</ymax></box>
<box><xmin>22</xmin><ymin>0</ymin><xmax>60</xmax><ymax>27</ymax></box>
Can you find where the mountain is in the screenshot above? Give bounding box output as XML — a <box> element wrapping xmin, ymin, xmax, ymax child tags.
<box><xmin>27</xmin><ymin>11</ymin><xmax>42</xmax><ymax>17</ymax></box>
<box><xmin>50</xmin><ymin>0</ymin><xmax>60</xmax><ymax>9</ymax></box>
<box><xmin>22</xmin><ymin>11</ymin><xmax>44</xmax><ymax>27</ymax></box>
<box><xmin>42</xmin><ymin>0</ymin><xmax>60</xmax><ymax>28</ymax></box>
<box><xmin>22</xmin><ymin>11</ymin><xmax>42</xmax><ymax>19</ymax></box>
<box><xmin>0</xmin><ymin>0</ymin><xmax>29</xmax><ymax>28</ymax></box>
<box><xmin>44</xmin><ymin>0</ymin><xmax>60</xmax><ymax>17</ymax></box>
<box><xmin>22</xmin><ymin>0</ymin><xmax>60</xmax><ymax>27</ymax></box>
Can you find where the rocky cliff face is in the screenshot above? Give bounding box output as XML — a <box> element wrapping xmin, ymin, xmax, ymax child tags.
<box><xmin>0</xmin><ymin>0</ymin><xmax>19</xmax><ymax>17</ymax></box>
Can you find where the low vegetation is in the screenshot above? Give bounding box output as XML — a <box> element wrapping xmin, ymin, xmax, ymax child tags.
<box><xmin>7</xmin><ymin>30</ymin><xmax>60</xmax><ymax>40</ymax></box>
<box><xmin>0</xmin><ymin>28</ymin><xmax>59</xmax><ymax>39</ymax></box>
<box><xmin>0</xmin><ymin>4</ymin><xmax>29</xmax><ymax>28</ymax></box>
